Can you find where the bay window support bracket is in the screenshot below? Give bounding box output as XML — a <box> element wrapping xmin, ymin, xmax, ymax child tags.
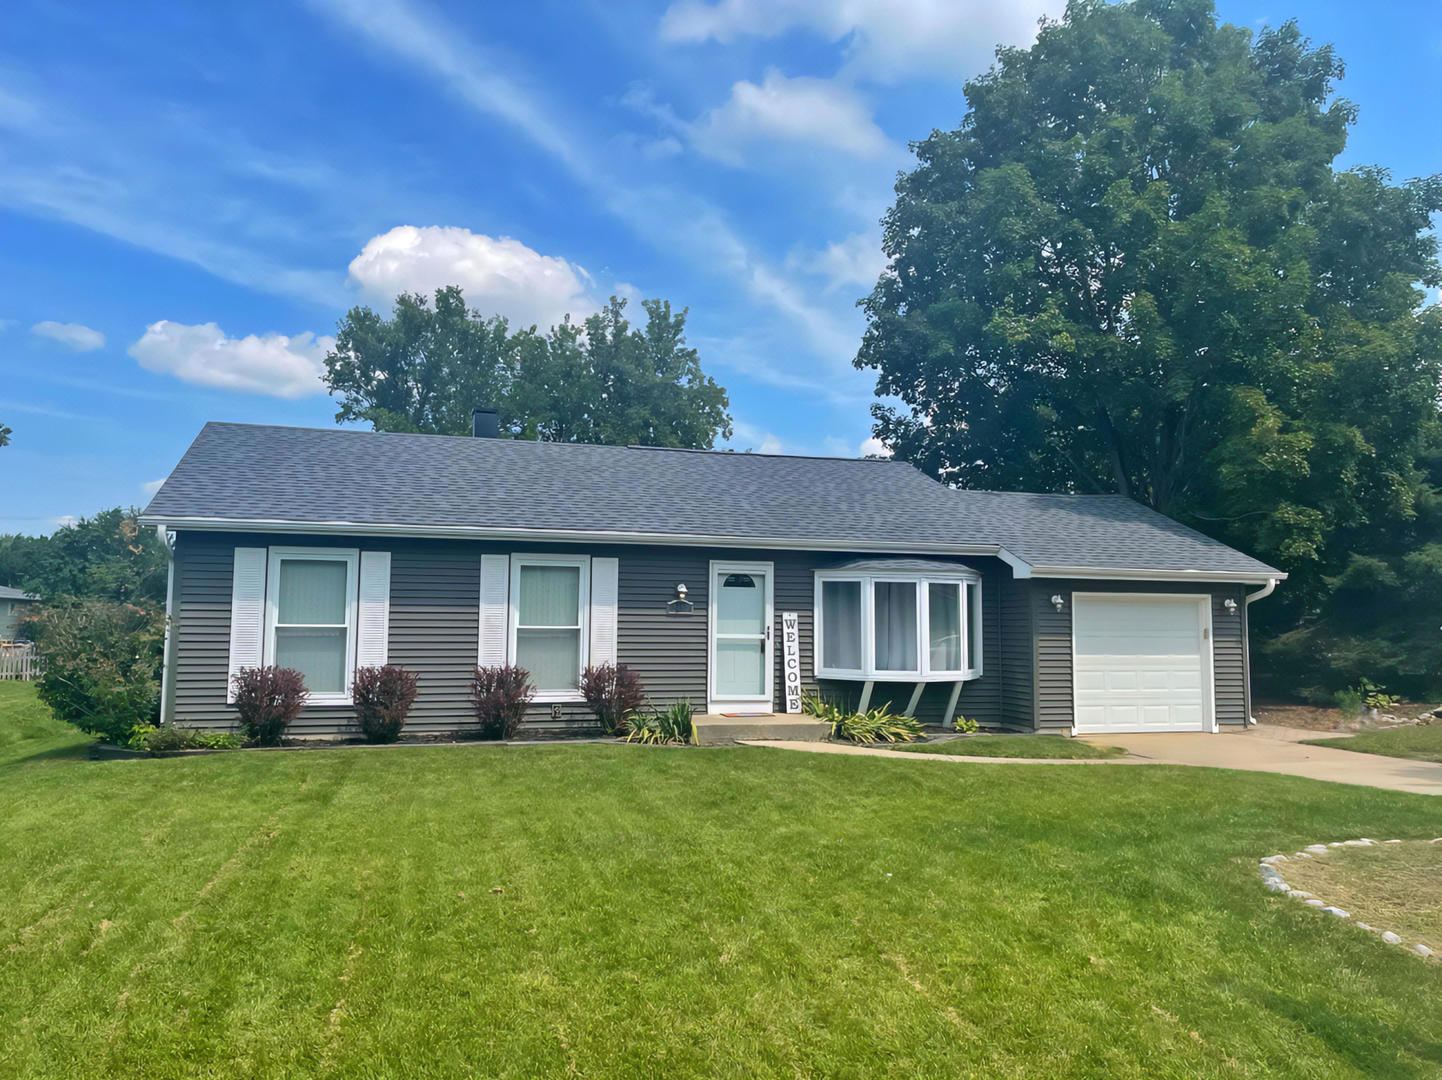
<box><xmin>903</xmin><ymin>682</ymin><xmax>925</xmax><ymax>718</ymax></box>
<box><xmin>942</xmin><ymin>681</ymin><xmax>963</xmax><ymax>729</ymax></box>
<box><xmin>856</xmin><ymin>680</ymin><xmax>875</xmax><ymax>715</ymax></box>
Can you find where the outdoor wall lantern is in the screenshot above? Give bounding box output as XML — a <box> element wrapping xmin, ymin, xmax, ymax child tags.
<box><xmin>1223</xmin><ymin>597</ymin><xmax>1238</xmax><ymax>615</ymax></box>
<box><xmin>666</xmin><ymin>582</ymin><xmax>694</xmax><ymax>615</ymax></box>
<box><xmin>676</xmin><ymin>583</ymin><xmax>688</xmax><ymax>600</ymax></box>
<box><xmin>1051</xmin><ymin>594</ymin><xmax>1066</xmax><ymax>612</ymax></box>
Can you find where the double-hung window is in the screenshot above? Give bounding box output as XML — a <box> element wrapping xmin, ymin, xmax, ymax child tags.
<box><xmin>815</xmin><ymin>568</ymin><xmax>982</xmax><ymax>681</ymax></box>
<box><xmin>509</xmin><ymin>555</ymin><xmax>589</xmax><ymax>701</ymax></box>
<box><xmin>264</xmin><ymin>547</ymin><xmax>359</xmax><ymax>703</ymax></box>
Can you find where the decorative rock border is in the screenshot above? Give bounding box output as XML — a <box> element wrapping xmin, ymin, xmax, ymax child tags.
<box><xmin>1258</xmin><ymin>838</ymin><xmax>1438</xmax><ymax>960</ymax></box>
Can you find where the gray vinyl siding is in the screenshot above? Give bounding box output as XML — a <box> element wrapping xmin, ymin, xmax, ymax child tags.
<box><xmin>168</xmin><ymin>530</ymin><xmax>1255</xmax><ymax>738</ymax></box>
<box><xmin>169</xmin><ymin>532</ymin><xmax>1009</xmax><ymax>737</ymax></box>
<box><xmin>998</xmin><ymin>572</ymin><xmax>1034</xmax><ymax>731</ymax></box>
<box><xmin>1031</xmin><ymin>580</ymin><xmax>1250</xmax><ymax>733</ymax></box>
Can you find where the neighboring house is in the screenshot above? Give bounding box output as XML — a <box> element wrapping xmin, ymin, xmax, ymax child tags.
<box><xmin>139</xmin><ymin>416</ymin><xmax>1284</xmax><ymax>739</ymax></box>
<box><xmin>0</xmin><ymin>585</ymin><xmax>40</xmax><ymax>641</ymax></box>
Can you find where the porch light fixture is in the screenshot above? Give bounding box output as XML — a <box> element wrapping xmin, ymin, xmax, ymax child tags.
<box><xmin>1051</xmin><ymin>594</ymin><xmax>1065</xmax><ymax>612</ymax></box>
<box><xmin>676</xmin><ymin>583</ymin><xmax>688</xmax><ymax>600</ymax></box>
<box><xmin>1223</xmin><ymin>597</ymin><xmax>1238</xmax><ymax>615</ymax></box>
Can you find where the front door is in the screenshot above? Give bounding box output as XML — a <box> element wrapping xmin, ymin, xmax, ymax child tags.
<box><xmin>708</xmin><ymin>560</ymin><xmax>774</xmax><ymax>714</ymax></box>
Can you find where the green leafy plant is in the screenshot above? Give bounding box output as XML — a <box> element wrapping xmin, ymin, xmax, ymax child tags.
<box><xmin>232</xmin><ymin>666</ymin><xmax>308</xmax><ymax>747</ymax></box>
<box><xmin>579</xmin><ymin>663</ymin><xmax>646</xmax><ymax>734</ymax></box>
<box><xmin>352</xmin><ymin>664</ymin><xmax>420</xmax><ymax>743</ymax></box>
<box><xmin>1346</xmin><ymin>678</ymin><xmax>1400</xmax><ymax>713</ymax></box>
<box><xmin>30</xmin><ymin>598</ymin><xmax>163</xmax><ymax>744</ymax></box>
<box><xmin>127</xmin><ymin>724</ymin><xmax>242</xmax><ymax>754</ymax></box>
<box><xmin>951</xmin><ymin>714</ymin><xmax>978</xmax><ymax>734</ymax></box>
<box><xmin>470</xmin><ymin>665</ymin><xmax>534</xmax><ymax>740</ymax></box>
<box><xmin>622</xmin><ymin>699</ymin><xmax>695</xmax><ymax>745</ymax></box>
<box><xmin>802</xmin><ymin>688</ymin><xmax>926</xmax><ymax>743</ymax></box>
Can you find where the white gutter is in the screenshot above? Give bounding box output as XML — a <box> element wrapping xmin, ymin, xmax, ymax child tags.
<box><xmin>155</xmin><ymin>525</ymin><xmax>178</xmax><ymax>725</ymax></box>
<box><xmin>1028</xmin><ymin>564</ymin><xmax>1286</xmax><ymax>585</ymax></box>
<box><xmin>1245</xmin><ymin>577</ymin><xmax>1279</xmax><ymax>605</ymax></box>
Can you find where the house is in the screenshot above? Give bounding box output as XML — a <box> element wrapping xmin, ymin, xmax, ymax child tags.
<box><xmin>0</xmin><ymin>585</ymin><xmax>40</xmax><ymax>642</ymax></box>
<box><xmin>139</xmin><ymin>415</ymin><xmax>1283</xmax><ymax>739</ymax></box>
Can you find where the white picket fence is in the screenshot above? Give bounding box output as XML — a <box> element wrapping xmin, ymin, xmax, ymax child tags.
<box><xmin>0</xmin><ymin>644</ymin><xmax>38</xmax><ymax>680</ymax></box>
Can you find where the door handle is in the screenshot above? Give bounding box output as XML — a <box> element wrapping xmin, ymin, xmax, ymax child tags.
<box><xmin>765</xmin><ymin>624</ymin><xmax>771</xmax><ymax>642</ymax></box>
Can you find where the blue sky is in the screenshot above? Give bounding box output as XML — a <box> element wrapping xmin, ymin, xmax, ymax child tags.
<box><xmin>1</xmin><ymin>0</ymin><xmax>1438</xmax><ymax>535</ymax></box>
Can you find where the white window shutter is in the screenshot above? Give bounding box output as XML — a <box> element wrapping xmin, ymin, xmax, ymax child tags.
<box><xmin>589</xmin><ymin>557</ymin><xmax>619</xmax><ymax>668</ymax></box>
<box><xmin>478</xmin><ymin>554</ymin><xmax>510</xmax><ymax>667</ymax></box>
<box><xmin>356</xmin><ymin>551</ymin><xmax>391</xmax><ymax>669</ymax></box>
<box><xmin>227</xmin><ymin>546</ymin><xmax>267</xmax><ymax>704</ymax></box>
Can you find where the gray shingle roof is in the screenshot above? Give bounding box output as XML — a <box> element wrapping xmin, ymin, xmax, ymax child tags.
<box><xmin>141</xmin><ymin>422</ymin><xmax>1280</xmax><ymax>579</ymax></box>
<box><xmin>0</xmin><ymin>585</ymin><xmax>38</xmax><ymax>601</ymax></box>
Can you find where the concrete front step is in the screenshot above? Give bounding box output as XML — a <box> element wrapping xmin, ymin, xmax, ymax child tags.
<box><xmin>692</xmin><ymin>715</ymin><xmax>831</xmax><ymax>746</ymax></box>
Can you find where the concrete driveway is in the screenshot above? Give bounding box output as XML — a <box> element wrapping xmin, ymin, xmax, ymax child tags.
<box><xmin>1080</xmin><ymin>727</ymin><xmax>1442</xmax><ymax>797</ymax></box>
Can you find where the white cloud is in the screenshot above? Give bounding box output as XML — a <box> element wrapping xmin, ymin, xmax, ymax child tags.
<box><xmin>51</xmin><ymin>515</ymin><xmax>78</xmax><ymax>529</ymax></box>
<box><xmin>128</xmin><ymin>321</ymin><xmax>334</xmax><ymax>398</ymax></box>
<box><xmin>660</xmin><ymin>0</ymin><xmax>1057</xmax><ymax>82</ymax></box>
<box><xmin>694</xmin><ymin>70</ymin><xmax>893</xmax><ymax>164</ymax></box>
<box><xmin>31</xmin><ymin>320</ymin><xmax>105</xmax><ymax>351</ymax></box>
<box><xmin>141</xmin><ymin>478</ymin><xmax>166</xmax><ymax>496</ymax></box>
<box><xmin>790</xmin><ymin>229</ymin><xmax>887</xmax><ymax>292</ymax></box>
<box><xmin>731</xmin><ymin>419</ymin><xmax>787</xmax><ymax>455</ymax></box>
<box><xmin>859</xmin><ymin>435</ymin><xmax>892</xmax><ymax>458</ymax></box>
<box><xmin>348</xmin><ymin>225</ymin><xmax>594</xmax><ymax>329</ymax></box>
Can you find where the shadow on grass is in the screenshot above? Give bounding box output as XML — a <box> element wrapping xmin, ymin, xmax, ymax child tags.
<box><xmin>1248</xmin><ymin>986</ymin><xmax>1442</xmax><ymax>1077</ymax></box>
<box><xmin>1</xmin><ymin>738</ymin><xmax>96</xmax><ymax>768</ymax></box>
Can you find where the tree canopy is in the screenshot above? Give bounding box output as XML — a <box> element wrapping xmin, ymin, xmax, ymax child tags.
<box><xmin>323</xmin><ymin>289</ymin><xmax>732</xmax><ymax>448</ymax></box>
<box><xmin>0</xmin><ymin>508</ymin><xmax>167</xmax><ymax>607</ymax></box>
<box><xmin>857</xmin><ymin>0</ymin><xmax>1442</xmax><ymax>697</ymax></box>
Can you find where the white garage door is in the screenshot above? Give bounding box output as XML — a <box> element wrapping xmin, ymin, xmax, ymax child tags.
<box><xmin>1072</xmin><ymin>595</ymin><xmax>1211</xmax><ymax>734</ymax></box>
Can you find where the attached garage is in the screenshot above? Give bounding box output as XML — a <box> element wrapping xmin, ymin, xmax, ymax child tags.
<box><xmin>1071</xmin><ymin>593</ymin><xmax>1214</xmax><ymax>734</ymax></box>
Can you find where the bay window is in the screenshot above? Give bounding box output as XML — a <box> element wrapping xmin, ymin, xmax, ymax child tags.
<box><xmin>509</xmin><ymin>555</ymin><xmax>589</xmax><ymax>700</ymax></box>
<box><xmin>264</xmin><ymin>547</ymin><xmax>359</xmax><ymax>703</ymax></box>
<box><xmin>814</xmin><ymin>568</ymin><xmax>982</xmax><ymax>681</ymax></box>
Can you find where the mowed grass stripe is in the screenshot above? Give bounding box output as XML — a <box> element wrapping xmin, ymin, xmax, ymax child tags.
<box><xmin>2</xmin><ymin>682</ymin><xmax>1441</xmax><ymax>1077</ymax></box>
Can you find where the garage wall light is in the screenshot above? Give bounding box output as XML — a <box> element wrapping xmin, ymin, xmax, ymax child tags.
<box><xmin>1223</xmin><ymin>598</ymin><xmax>1238</xmax><ymax>614</ymax></box>
<box><xmin>1051</xmin><ymin>594</ymin><xmax>1065</xmax><ymax>612</ymax></box>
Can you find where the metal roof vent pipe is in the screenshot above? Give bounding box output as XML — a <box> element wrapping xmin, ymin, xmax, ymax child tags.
<box><xmin>471</xmin><ymin>407</ymin><xmax>499</xmax><ymax>439</ymax></box>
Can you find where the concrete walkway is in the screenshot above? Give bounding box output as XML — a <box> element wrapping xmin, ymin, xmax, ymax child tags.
<box><xmin>742</xmin><ymin>730</ymin><xmax>1442</xmax><ymax>796</ymax></box>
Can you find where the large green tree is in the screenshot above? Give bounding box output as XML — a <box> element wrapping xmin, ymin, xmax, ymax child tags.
<box><xmin>323</xmin><ymin>288</ymin><xmax>732</xmax><ymax>448</ymax></box>
<box><xmin>857</xmin><ymin>0</ymin><xmax>1442</xmax><ymax>696</ymax></box>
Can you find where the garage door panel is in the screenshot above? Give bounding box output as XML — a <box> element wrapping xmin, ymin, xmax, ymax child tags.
<box><xmin>1073</xmin><ymin>595</ymin><xmax>1209</xmax><ymax>734</ymax></box>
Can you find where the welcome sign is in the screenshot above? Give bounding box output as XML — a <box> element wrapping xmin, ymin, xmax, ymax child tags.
<box><xmin>781</xmin><ymin>611</ymin><xmax>802</xmax><ymax>713</ymax></box>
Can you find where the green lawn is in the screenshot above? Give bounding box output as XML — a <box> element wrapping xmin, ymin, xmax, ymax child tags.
<box><xmin>1306</xmin><ymin>723</ymin><xmax>1442</xmax><ymax>763</ymax></box>
<box><xmin>897</xmin><ymin>734</ymin><xmax>1127</xmax><ymax>759</ymax></box>
<box><xmin>3</xmin><ymin>682</ymin><xmax>1442</xmax><ymax>1078</ymax></box>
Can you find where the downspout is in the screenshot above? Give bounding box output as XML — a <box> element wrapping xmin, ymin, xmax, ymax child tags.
<box><xmin>156</xmin><ymin>525</ymin><xmax>178</xmax><ymax>725</ymax></box>
<box><xmin>1241</xmin><ymin>578</ymin><xmax>1278</xmax><ymax>725</ymax></box>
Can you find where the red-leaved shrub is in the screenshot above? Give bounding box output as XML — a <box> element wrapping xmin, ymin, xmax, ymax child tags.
<box><xmin>352</xmin><ymin>665</ymin><xmax>420</xmax><ymax>743</ymax></box>
<box><xmin>579</xmin><ymin>663</ymin><xmax>645</xmax><ymax>734</ymax></box>
<box><xmin>470</xmin><ymin>665</ymin><xmax>534</xmax><ymax>740</ymax></box>
<box><xmin>231</xmin><ymin>666</ymin><xmax>308</xmax><ymax>746</ymax></box>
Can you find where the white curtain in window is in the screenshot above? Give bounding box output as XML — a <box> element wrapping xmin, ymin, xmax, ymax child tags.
<box><xmin>873</xmin><ymin>581</ymin><xmax>917</xmax><ymax>671</ymax></box>
<box><xmin>275</xmin><ymin>559</ymin><xmax>349</xmax><ymax>693</ymax></box>
<box><xmin>517</xmin><ymin>564</ymin><xmax>582</xmax><ymax>690</ymax></box>
<box><xmin>821</xmin><ymin>580</ymin><xmax>862</xmax><ymax>670</ymax></box>
<box><xmin>929</xmin><ymin>582</ymin><xmax>962</xmax><ymax>671</ymax></box>
<box><xmin>518</xmin><ymin>565</ymin><xmax>580</xmax><ymax>625</ymax></box>
<box><xmin>965</xmin><ymin>581</ymin><xmax>981</xmax><ymax>671</ymax></box>
<box><xmin>277</xmin><ymin>560</ymin><xmax>347</xmax><ymax>624</ymax></box>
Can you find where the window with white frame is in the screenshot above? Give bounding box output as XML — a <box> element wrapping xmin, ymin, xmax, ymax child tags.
<box><xmin>510</xmin><ymin>556</ymin><xmax>589</xmax><ymax>699</ymax></box>
<box><xmin>265</xmin><ymin>547</ymin><xmax>359</xmax><ymax>702</ymax></box>
<box><xmin>814</xmin><ymin>569</ymin><xmax>982</xmax><ymax>681</ymax></box>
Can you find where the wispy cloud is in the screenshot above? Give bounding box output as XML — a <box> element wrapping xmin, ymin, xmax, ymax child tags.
<box><xmin>310</xmin><ymin>0</ymin><xmax>862</xmax><ymax>370</ymax></box>
<box><xmin>30</xmin><ymin>321</ymin><xmax>105</xmax><ymax>351</ymax></box>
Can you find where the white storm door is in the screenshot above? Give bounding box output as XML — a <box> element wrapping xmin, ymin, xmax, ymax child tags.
<box><xmin>708</xmin><ymin>560</ymin><xmax>774</xmax><ymax>714</ymax></box>
<box><xmin>1072</xmin><ymin>594</ymin><xmax>1212</xmax><ymax>734</ymax></box>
